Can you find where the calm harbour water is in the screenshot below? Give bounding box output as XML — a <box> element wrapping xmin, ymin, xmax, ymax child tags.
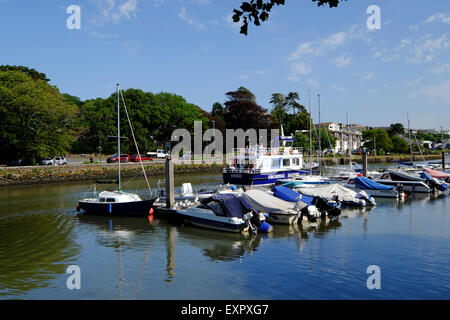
<box><xmin>0</xmin><ymin>165</ymin><xmax>449</xmax><ymax>300</ymax></box>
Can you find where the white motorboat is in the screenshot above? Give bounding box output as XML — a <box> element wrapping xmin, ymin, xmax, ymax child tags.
<box><xmin>242</xmin><ymin>189</ymin><xmax>321</xmax><ymax>225</ymax></box>
<box><xmin>174</xmin><ymin>194</ymin><xmax>272</xmax><ymax>234</ymax></box>
<box><xmin>344</xmin><ymin>176</ymin><xmax>405</xmax><ymax>199</ymax></box>
<box><xmin>293</xmin><ymin>183</ymin><xmax>377</xmax><ymax>206</ymax></box>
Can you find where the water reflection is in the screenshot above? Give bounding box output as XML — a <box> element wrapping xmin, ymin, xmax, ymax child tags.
<box><xmin>176</xmin><ymin>225</ymin><xmax>262</xmax><ymax>262</ymax></box>
<box><xmin>0</xmin><ymin>212</ymin><xmax>80</xmax><ymax>297</ymax></box>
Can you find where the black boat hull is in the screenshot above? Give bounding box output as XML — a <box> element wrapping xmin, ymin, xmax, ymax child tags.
<box><xmin>78</xmin><ymin>199</ymin><xmax>156</xmax><ymax>217</ymax></box>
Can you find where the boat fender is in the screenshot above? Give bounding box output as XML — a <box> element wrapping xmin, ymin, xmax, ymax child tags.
<box><xmin>259</xmin><ymin>221</ymin><xmax>273</xmax><ymax>233</ymax></box>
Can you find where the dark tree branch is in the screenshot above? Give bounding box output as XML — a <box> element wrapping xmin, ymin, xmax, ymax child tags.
<box><xmin>233</xmin><ymin>0</ymin><xmax>346</xmax><ymax>35</ymax></box>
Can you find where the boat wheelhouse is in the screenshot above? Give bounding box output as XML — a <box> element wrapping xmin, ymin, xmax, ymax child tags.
<box><xmin>223</xmin><ymin>136</ymin><xmax>313</xmax><ymax>185</ymax></box>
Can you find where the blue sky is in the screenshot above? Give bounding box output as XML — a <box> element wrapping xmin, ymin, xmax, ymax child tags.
<box><xmin>0</xmin><ymin>0</ymin><xmax>449</xmax><ymax>130</ymax></box>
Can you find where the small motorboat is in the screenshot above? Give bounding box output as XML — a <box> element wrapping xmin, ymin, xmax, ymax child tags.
<box><xmin>344</xmin><ymin>176</ymin><xmax>406</xmax><ymax>199</ymax></box>
<box><xmin>292</xmin><ymin>183</ymin><xmax>377</xmax><ymax>206</ymax></box>
<box><xmin>271</xmin><ymin>185</ymin><xmax>342</xmax><ymax>218</ymax></box>
<box><xmin>375</xmin><ymin>170</ymin><xmax>447</xmax><ymax>193</ymax></box>
<box><xmin>242</xmin><ymin>189</ymin><xmax>321</xmax><ymax>225</ymax></box>
<box><xmin>174</xmin><ymin>194</ymin><xmax>272</xmax><ymax>234</ymax></box>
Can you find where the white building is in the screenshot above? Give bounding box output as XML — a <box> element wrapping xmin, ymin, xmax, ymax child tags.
<box><xmin>312</xmin><ymin>122</ymin><xmax>363</xmax><ymax>154</ymax></box>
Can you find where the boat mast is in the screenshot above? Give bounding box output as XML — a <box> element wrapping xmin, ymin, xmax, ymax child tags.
<box><xmin>347</xmin><ymin>112</ymin><xmax>352</xmax><ymax>171</ymax></box>
<box><xmin>117</xmin><ymin>83</ymin><xmax>121</xmax><ymax>191</ymax></box>
<box><xmin>308</xmin><ymin>89</ymin><xmax>312</xmax><ymax>175</ymax></box>
<box><xmin>318</xmin><ymin>94</ymin><xmax>321</xmax><ymax>176</ymax></box>
<box><xmin>407</xmin><ymin>112</ymin><xmax>412</xmax><ymax>163</ymax></box>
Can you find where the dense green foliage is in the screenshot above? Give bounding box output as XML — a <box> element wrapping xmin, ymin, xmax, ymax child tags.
<box><xmin>0</xmin><ymin>69</ymin><xmax>78</xmax><ymax>164</ymax></box>
<box><xmin>71</xmin><ymin>89</ymin><xmax>209</xmax><ymax>154</ymax></box>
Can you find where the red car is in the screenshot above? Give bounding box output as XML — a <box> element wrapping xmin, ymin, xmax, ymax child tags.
<box><xmin>107</xmin><ymin>154</ymin><xmax>130</xmax><ymax>163</ymax></box>
<box><xmin>131</xmin><ymin>154</ymin><xmax>153</xmax><ymax>162</ymax></box>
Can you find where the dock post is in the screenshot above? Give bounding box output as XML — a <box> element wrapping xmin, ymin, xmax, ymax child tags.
<box><xmin>165</xmin><ymin>150</ymin><xmax>175</xmax><ymax>209</ymax></box>
<box><xmin>362</xmin><ymin>150</ymin><xmax>368</xmax><ymax>177</ymax></box>
<box><xmin>443</xmin><ymin>151</ymin><xmax>446</xmax><ymax>171</ymax></box>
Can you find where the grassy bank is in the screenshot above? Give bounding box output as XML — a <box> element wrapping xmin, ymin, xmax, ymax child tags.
<box><xmin>0</xmin><ymin>153</ymin><xmax>444</xmax><ymax>187</ymax></box>
<box><xmin>0</xmin><ymin>163</ymin><xmax>223</xmax><ymax>187</ymax></box>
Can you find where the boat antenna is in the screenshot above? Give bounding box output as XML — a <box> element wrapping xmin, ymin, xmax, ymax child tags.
<box><xmin>117</xmin><ymin>83</ymin><xmax>121</xmax><ymax>191</ymax></box>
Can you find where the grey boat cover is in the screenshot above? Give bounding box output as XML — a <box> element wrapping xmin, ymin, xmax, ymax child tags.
<box><xmin>242</xmin><ymin>189</ymin><xmax>307</xmax><ymax>215</ymax></box>
<box><xmin>295</xmin><ymin>183</ymin><xmax>364</xmax><ymax>203</ymax></box>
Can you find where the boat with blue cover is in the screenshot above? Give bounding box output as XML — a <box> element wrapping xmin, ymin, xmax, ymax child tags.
<box><xmin>271</xmin><ymin>185</ymin><xmax>342</xmax><ymax>218</ymax></box>
<box><xmin>344</xmin><ymin>176</ymin><xmax>406</xmax><ymax>198</ymax></box>
<box><xmin>174</xmin><ymin>194</ymin><xmax>272</xmax><ymax>234</ymax></box>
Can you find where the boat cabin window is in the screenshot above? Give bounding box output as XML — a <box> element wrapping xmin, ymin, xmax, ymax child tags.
<box><xmin>292</xmin><ymin>158</ymin><xmax>300</xmax><ymax>166</ymax></box>
<box><xmin>106</xmin><ymin>198</ymin><xmax>116</xmax><ymax>202</ymax></box>
<box><xmin>282</xmin><ymin>159</ymin><xmax>290</xmax><ymax>167</ymax></box>
<box><xmin>100</xmin><ymin>198</ymin><xmax>105</xmax><ymax>202</ymax></box>
<box><xmin>271</xmin><ymin>159</ymin><xmax>280</xmax><ymax>168</ymax></box>
<box><xmin>207</xmin><ymin>201</ymin><xmax>225</xmax><ymax>217</ymax></box>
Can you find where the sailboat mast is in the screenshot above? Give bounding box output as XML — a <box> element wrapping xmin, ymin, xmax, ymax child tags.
<box><xmin>407</xmin><ymin>112</ymin><xmax>412</xmax><ymax>162</ymax></box>
<box><xmin>308</xmin><ymin>89</ymin><xmax>312</xmax><ymax>175</ymax></box>
<box><xmin>318</xmin><ymin>94</ymin><xmax>321</xmax><ymax>176</ymax></box>
<box><xmin>117</xmin><ymin>83</ymin><xmax>121</xmax><ymax>191</ymax></box>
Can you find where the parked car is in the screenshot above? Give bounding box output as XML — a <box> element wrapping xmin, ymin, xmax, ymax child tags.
<box><xmin>130</xmin><ymin>154</ymin><xmax>153</xmax><ymax>162</ymax></box>
<box><xmin>55</xmin><ymin>156</ymin><xmax>68</xmax><ymax>165</ymax></box>
<box><xmin>7</xmin><ymin>158</ymin><xmax>26</xmax><ymax>166</ymax></box>
<box><xmin>107</xmin><ymin>154</ymin><xmax>130</xmax><ymax>163</ymax></box>
<box><xmin>40</xmin><ymin>157</ymin><xmax>55</xmax><ymax>166</ymax></box>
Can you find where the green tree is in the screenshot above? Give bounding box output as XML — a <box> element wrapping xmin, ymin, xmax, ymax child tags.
<box><xmin>0</xmin><ymin>69</ymin><xmax>78</xmax><ymax>163</ymax></box>
<box><xmin>387</xmin><ymin>123</ymin><xmax>405</xmax><ymax>137</ymax></box>
<box><xmin>391</xmin><ymin>136</ymin><xmax>409</xmax><ymax>154</ymax></box>
<box><xmin>224</xmin><ymin>87</ymin><xmax>272</xmax><ymax>131</ymax></box>
<box><xmin>363</xmin><ymin>129</ymin><xmax>393</xmax><ymax>153</ymax></box>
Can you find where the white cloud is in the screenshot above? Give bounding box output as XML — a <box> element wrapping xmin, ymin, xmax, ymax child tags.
<box><xmin>331</xmin><ymin>84</ymin><xmax>345</xmax><ymax>91</ymax></box>
<box><xmin>361</xmin><ymin>72</ymin><xmax>374</xmax><ymax>81</ymax></box>
<box><xmin>418</xmin><ymin>80</ymin><xmax>450</xmax><ymax>101</ymax></box>
<box><xmin>91</xmin><ymin>0</ymin><xmax>139</xmax><ymax>25</ymax></box>
<box><xmin>290</xmin><ymin>62</ymin><xmax>312</xmax><ymax>75</ymax></box>
<box><xmin>178</xmin><ymin>7</ymin><xmax>206</xmax><ymax>30</ymax></box>
<box><xmin>333</xmin><ymin>55</ymin><xmax>351</xmax><ymax>68</ymax></box>
<box><xmin>432</xmin><ymin>63</ymin><xmax>450</xmax><ymax>74</ymax></box>
<box><xmin>424</xmin><ymin>13</ymin><xmax>450</xmax><ymax>25</ymax></box>
<box><xmin>404</xmin><ymin>77</ymin><xmax>423</xmax><ymax>87</ymax></box>
<box><xmin>407</xmin><ymin>34</ymin><xmax>450</xmax><ymax>64</ymax></box>
<box><xmin>307</xmin><ymin>78</ymin><xmax>319</xmax><ymax>87</ymax></box>
<box><xmin>288</xmin><ymin>31</ymin><xmax>348</xmax><ymax>60</ymax></box>
<box><xmin>237</xmin><ymin>74</ymin><xmax>249</xmax><ymax>80</ymax></box>
<box><xmin>256</xmin><ymin>70</ymin><xmax>267</xmax><ymax>76</ymax></box>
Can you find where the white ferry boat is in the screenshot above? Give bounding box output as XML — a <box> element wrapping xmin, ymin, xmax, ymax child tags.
<box><xmin>223</xmin><ymin>136</ymin><xmax>316</xmax><ymax>186</ymax></box>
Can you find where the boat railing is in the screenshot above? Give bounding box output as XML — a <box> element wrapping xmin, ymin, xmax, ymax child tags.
<box><xmin>231</xmin><ymin>147</ymin><xmax>302</xmax><ymax>157</ymax></box>
<box><xmin>223</xmin><ymin>167</ymin><xmax>262</xmax><ymax>174</ymax></box>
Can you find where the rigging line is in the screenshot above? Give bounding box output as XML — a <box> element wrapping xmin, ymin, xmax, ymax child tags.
<box><xmin>413</xmin><ymin>132</ymin><xmax>425</xmax><ymax>163</ymax></box>
<box><xmin>119</xmin><ymin>90</ymin><xmax>152</xmax><ymax>197</ymax></box>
